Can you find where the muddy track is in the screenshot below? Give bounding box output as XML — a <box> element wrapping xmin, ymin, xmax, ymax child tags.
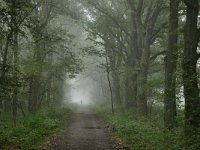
<box><xmin>42</xmin><ymin>106</ymin><xmax>126</xmax><ymax>150</ymax></box>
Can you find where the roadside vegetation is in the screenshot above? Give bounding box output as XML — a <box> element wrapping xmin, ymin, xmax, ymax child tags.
<box><xmin>0</xmin><ymin>0</ymin><xmax>199</xmax><ymax>149</ymax></box>
<box><xmin>0</xmin><ymin>107</ymin><xmax>72</xmax><ymax>150</ymax></box>
<box><xmin>0</xmin><ymin>1</ymin><xmax>81</xmax><ymax>149</ymax></box>
<box><xmin>83</xmin><ymin>0</ymin><xmax>200</xmax><ymax>149</ymax></box>
<box><xmin>95</xmin><ymin>106</ymin><xmax>200</xmax><ymax>150</ymax></box>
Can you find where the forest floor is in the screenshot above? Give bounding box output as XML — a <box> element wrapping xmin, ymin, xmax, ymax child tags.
<box><xmin>42</xmin><ymin>105</ymin><xmax>126</xmax><ymax>150</ymax></box>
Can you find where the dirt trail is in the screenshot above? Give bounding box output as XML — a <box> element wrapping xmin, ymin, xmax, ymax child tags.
<box><xmin>43</xmin><ymin>105</ymin><xmax>126</xmax><ymax>150</ymax></box>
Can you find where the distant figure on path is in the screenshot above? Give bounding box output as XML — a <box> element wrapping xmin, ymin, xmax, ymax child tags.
<box><xmin>81</xmin><ymin>100</ymin><xmax>82</xmax><ymax>104</ymax></box>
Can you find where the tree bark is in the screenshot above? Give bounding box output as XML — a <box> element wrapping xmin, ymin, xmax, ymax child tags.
<box><xmin>111</xmin><ymin>52</ymin><xmax>123</xmax><ymax>112</ymax></box>
<box><xmin>137</xmin><ymin>42</ymin><xmax>150</xmax><ymax>116</ymax></box>
<box><xmin>124</xmin><ymin>65</ymin><xmax>138</xmax><ymax>109</ymax></box>
<box><xmin>28</xmin><ymin>40</ymin><xmax>42</xmax><ymax>113</ymax></box>
<box><xmin>12</xmin><ymin>30</ymin><xmax>19</xmax><ymax>126</ymax></box>
<box><xmin>105</xmin><ymin>54</ymin><xmax>114</xmax><ymax>114</ymax></box>
<box><xmin>164</xmin><ymin>0</ymin><xmax>179</xmax><ymax>130</ymax></box>
<box><xmin>11</xmin><ymin>0</ymin><xmax>19</xmax><ymax>126</ymax></box>
<box><xmin>183</xmin><ymin>0</ymin><xmax>200</xmax><ymax>138</ymax></box>
<box><xmin>1</xmin><ymin>32</ymin><xmax>12</xmax><ymax>79</ymax></box>
<box><xmin>27</xmin><ymin>1</ymin><xmax>53</xmax><ymax>113</ymax></box>
<box><xmin>112</xmin><ymin>71</ymin><xmax>123</xmax><ymax>111</ymax></box>
<box><xmin>135</xmin><ymin>0</ymin><xmax>164</xmax><ymax>116</ymax></box>
<box><xmin>28</xmin><ymin>75</ymin><xmax>41</xmax><ymax>113</ymax></box>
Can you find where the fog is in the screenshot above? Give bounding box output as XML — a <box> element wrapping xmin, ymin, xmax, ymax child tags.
<box><xmin>69</xmin><ymin>76</ymin><xmax>93</xmax><ymax>106</ymax></box>
<box><xmin>63</xmin><ymin>70</ymin><xmax>103</xmax><ymax>106</ymax></box>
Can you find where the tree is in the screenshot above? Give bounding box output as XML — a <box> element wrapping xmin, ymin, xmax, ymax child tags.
<box><xmin>0</xmin><ymin>0</ymin><xmax>34</xmax><ymax>125</ymax></box>
<box><xmin>182</xmin><ymin>0</ymin><xmax>200</xmax><ymax>140</ymax></box>
<box><xmin>0</xmin><ymin>0</ymin><xmax>83</xmax><ymax>118</ymax></box>
<box><xmin>126</xmin><ymin>0</ymin><xmax>165</xmax><ymax>114</ymax></box>
<box><xmin>81</xmin><ymin>0</ymin><xmax>168</xmax><ymax>115</ymax></box>
<box><xmin>164</xmin><ymin>0</ymin><xmax>179</xmax><ymax>130</ymax></box>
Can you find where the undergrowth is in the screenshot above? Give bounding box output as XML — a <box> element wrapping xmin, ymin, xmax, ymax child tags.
<box><xmin>94</xmin><ymin>107</ymin><xmax>186</xmax><ymax>150</ymax></box>
<box><xmin>0</xmin><ymin>107</ymin><xmax>72</xmax><ymax>150</ymax></box>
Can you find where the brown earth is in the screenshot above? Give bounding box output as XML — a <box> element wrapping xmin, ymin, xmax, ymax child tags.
<box><xmin>42</xmin><ymin>105</ymin><xmax>127</xmax><ymax>150</ymax></box>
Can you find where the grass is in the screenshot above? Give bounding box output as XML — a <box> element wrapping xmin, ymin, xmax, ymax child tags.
<box><xmin>0</xmin><ymin>107</ymin><xmax>72</xmax><ymax>150</ymax></box>
<box><xmin>94</xmin><ymin>107</ymin><xmax>186</xmax><ymax>150</ymax></box>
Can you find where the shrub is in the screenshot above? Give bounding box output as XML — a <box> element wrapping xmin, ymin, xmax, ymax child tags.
<box><xmin>0</xmin><ymin>107</ymin><xmax>71</xmax><ymax>150</ymax></box>
<box><xmin>95</xmin><ymin>107</ymin><xmax>185</xmax><ymax>150</ymax></box>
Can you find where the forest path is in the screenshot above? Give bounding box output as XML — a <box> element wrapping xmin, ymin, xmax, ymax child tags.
<box><xmin>42</xmin><ymin>105</ymin><xmax>126</xmax><ymax>150</ymax></box>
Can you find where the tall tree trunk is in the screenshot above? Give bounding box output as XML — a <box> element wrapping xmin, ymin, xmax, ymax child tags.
<box><xmin>47</xmin><ymin>52</ymin><xmax>53</xmax><ymax>107</ymax></box>
<box><xmin>11</xmin><ymin>0</ymin><xmax>19</xmax><ymax>126</ymax></box>
<box><xmin>126</xmin><ymin>1</ymin><xmax>143</xmax><ymax>111</ymax></box>
<box><xmin>1</xmin><ymin>32</ymin><xmax>12</xmax><ymax>79</ymax></box>
<box><xmin>126</xmin><ymin>0</ymin><xmax>164</xmax><ymax>114</ymax></box>
<box><xmin>0</xmin><ymin>33</ymin><xmax>13</xmax><ymax>113</ymax></box>
<box><xmin>112</xmin><ymin>71</ymin><xmax>123</xmax><ymax>111</ymax></box>
<box><xmin>124</xmin><ymin>65</ymin><xmax>138</xmax><ymax>109</ymax></box>
<box><xmin>28</xmin><ymin>75</ymin><xmax>40</xmax><ymax>113</ymax></box>
<box><xmin>47</xmin><ymin>80</ymin><xmax>52</xmax><ymax>107</ymax></box>
<box><xmin>137</xmin><ymin>42</ymin><xmax>150</xmax><ymax>116</ymax></box>
<box><xmin>183</xmin><ymin>0</ymin><xmax>200</xmax><ymax>138</ymax></box>
<box><xmin>164</xmin><ymin>0</ymin><xmax>179</xmax><ymax>130</ymax></box>
<box><xmin>0</xmin><ymin>34</ymin><xmax>12</xmax><ymax>114</ymax></box>
<box><xmin>106</xmin><ymin>54</ymin><xmax>114</xmax><ymax>114</ymax></box>
<box><xmin>12</xmin><ymin>30</ymin><xmax>19</xmax><ymax>126</ymax></box>
<box><xmin>111</xmin><ymin>52</ymin><xmax>123</xmax><ymax>112</ymax></box>
<box><xmin>27</xmin><ymin>0</ymin><xmax>52</xmax><ymax>113</ymax></box>
<box><xmin>28</xmin><ymin>35</ymin><xmax>43</xmax><ymax>113</ymax></box>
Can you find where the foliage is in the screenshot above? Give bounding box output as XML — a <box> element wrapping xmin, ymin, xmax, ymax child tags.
<box><xmin>0</xmin><ymin>0</ymin><xmax>199</xmax><ymax>149</ymax></box>
<box><xmin>94</xmin><ymin>107</ymin><xmax>186</xmax><ymax>150</ymax></box>
<box><xmin>0</xmin><ymin>107</ymin><xmax>72</xmax><ymax>150</ymax></box>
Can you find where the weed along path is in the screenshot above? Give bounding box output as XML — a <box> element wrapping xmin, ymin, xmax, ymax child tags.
<box><xmin>42</xmin><ymin>105</ymin><xmax>126</xmax><ymax>150</ymax></box>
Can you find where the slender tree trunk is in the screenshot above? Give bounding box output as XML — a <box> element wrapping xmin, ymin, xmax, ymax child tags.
<box><xmin>47</xmin><ymin>52</ymin><xmax>53</xmax><ymax>107</ymax></box>
<box><xmin>0</xmin><ymin>33</ymin><xmax>12</xmax><ymax>113</ymax></box>
<box><xmin>28</xmin><ymin>75</ymin><xmax>40</xmax><ymax>113</ymax></box>
<box><xmin>18</xmin><ymin>102</ymin><xmax>26</xmax><ymax>117</ymax></box>
<box><xmin>11</xmin><ymin>0</ymin><xmax>19</xmax><ymax>126</ymax></box>
<box><xmin>28</xmin><ymin>1</ymin><xmax>51</xmax><ymax>112</ymax></box>
<box><xmin>164</xmin><ymin>0</ymin><xmax>179</xmax><ymax>130</ymax></box>
<box><xmin>1</xmin><ymin>33</ymin><xmax>12</xmax><ymax>79</ymax></box>
<box><xmin>47</xmin><ymin>81</ymin><xmax>52</xmax><ymax>107</ymax></box>
<box><xmin>111</xmin><ymin>53</ymin><xmax>123</xmax><ymax>112</ymax></box>
<box><xmin>126</xmin><ymin>6</ymin><xmax>142</xmax><ymax>110</ymax></box>
<box><xmin>137</xmin><ymin>41</ymin><xmax>151</xmax><ymax>116</ymax></box>
<box><xmin>12</xmin><ymin>30</ymin><xmax>19</xmax><ymax>126</ymax></box>
<box><xmin>106</xmin><ymin>54</ymin><xmax>114</xmax><ymax>114</ymax></box>
<box><xmin>125</xmin><ymin>65</ymin><xmax>138</xmax><ymax>109</ymax></box>
<box><xmin>28</xmin><ymin>36</ymin><xmax>43</xmax><ymax>113</ymax></box>
<box><xmin>107</xmin><ymin>71</ymin><xmax>114</xmax><ymax>114</ymax></box>
<box><xmin>183</xmin><ymin>0</ymin><xmax>200</xmax><ymax>138</ymax></box>
<box><xmin>112</xmin><ymin>72</ymin><xmax>123</xmax><ymax>111</ymax></box>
